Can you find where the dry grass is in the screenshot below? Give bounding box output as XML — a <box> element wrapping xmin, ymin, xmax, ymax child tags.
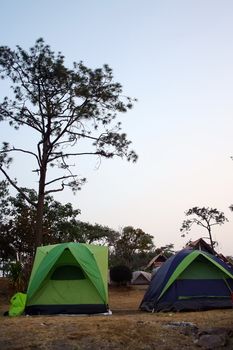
<box><xmin>0</xmin><ymin>279</ymin><xmax>233</xmax><ymax>349</ymax></box>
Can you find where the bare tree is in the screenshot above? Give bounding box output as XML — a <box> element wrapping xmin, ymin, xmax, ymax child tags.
<box><xmin>180</xmin><ymin>206</ymin><xmax>228</xmax><ymax>252</ymax></box>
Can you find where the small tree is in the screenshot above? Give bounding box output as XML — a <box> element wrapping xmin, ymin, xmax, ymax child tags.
<box><xmin>180</xmin><ymin>206</ymin><xmax>228</xmax><ymax>252</ymax></box>
<box><xmin>0</xmin><ymin>39</ymin><xmax>137</xmax><ymax>250</ymax></box>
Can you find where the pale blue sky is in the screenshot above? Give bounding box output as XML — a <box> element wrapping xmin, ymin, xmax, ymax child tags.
<box><xmin>1</xmin><ymin>0</ymin><xmax>233</xmax><ymax>255</ymax></box>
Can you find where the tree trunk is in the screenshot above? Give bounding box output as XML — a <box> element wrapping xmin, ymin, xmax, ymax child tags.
<box><xmin>34</xmin><ymin>165</ymin><xmax>47</xmax><ymax>252</ymax></box>
<box><xmin>208</xmin><ymin>227</ymin><xmax>215</xmax><ymax>253</ymax></box>
<box><xmin>34</xmin><ymin>193</ymin><xmax>44</xmax><ymax>250</ymax></box>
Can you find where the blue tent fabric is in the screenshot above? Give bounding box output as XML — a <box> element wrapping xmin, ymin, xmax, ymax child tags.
<box><xmin>140</xmin><ymin>249</ymin><xmax>233</xmax><ymax>312</ymax></box>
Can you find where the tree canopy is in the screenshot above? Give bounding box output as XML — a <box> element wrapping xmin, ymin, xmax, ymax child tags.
<box><xmin>0</xmin><ymin>185</ymin><xmax>158</xmax><ymax>274</ymax></box>
<box><xmin>0</xmin><ymin>183</ymin><xmax>119</xmax><ymax>267</ymax></box>
<box><xmin>0</xmin><ymin>38</ymin><xmax>137</xmax><ymax>249</ymax></box>
<box><xmin>113</xmin><ymin>226</ymin><xmax>155</xmax><ymax>268</ymax></box>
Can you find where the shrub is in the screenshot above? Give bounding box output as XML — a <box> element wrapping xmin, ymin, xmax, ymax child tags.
<box><xmin>9</xmin><ymin>261</ymin><xmax>25</xmax><ymax>292</ymax></box>
<box><xmin>110</xmin><ymin>265</ymin><xmax>132</xmax><ymax>285</ymax></box>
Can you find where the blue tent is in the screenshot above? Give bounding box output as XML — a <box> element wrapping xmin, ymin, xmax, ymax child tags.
<box><xmin>140</xmin><ymin>249</ymin><xmax>233</xmax><ymax>312</ymax></box>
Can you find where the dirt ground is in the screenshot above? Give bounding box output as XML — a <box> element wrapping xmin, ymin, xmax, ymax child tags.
<box><xmin>0</xmin><ymin>278</ymin><xmax>233</xmax><ymax>349</ymax></box>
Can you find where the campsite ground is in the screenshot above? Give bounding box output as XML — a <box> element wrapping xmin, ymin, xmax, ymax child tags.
<box><xmin>0</xmin><ymin>278</ymin><xmax>233</xmax><ymax>349</ymax></box>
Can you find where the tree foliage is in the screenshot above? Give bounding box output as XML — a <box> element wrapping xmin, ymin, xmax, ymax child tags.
<box><xmin>0</xmin><ymin>180</ymin><xmax>16</xmax><ymax>266</ymax></box>
<box><xmin>0</xmin><ymin>187</ymin><xmax>157</xmax><ymax>273</ymax></box>
<box><xmin>0</xmin><ymin>38</ymin><xmax>137</xmax><ymax>249</ymax></box>
<box><xmin>0</xmin><ymin>184</ymin><xmax>158</xmax><ymax>274</ymax></box>
<box><xmin>180</xmin><ymin>206</ymin><xmax>228</xmax><ymax>251</ymax></box>
<box><xmin>154</xmin><ymin>243</ymin><xmax>175</xmax><ymax>257</ymax></box>
<box><xmin>0</xmin><ymin>184</ymin><xmax>119</xmax><ymax>268</ymax></box>
<box><xmin>113</xmin><ymin>226</ymin><xmax>155</xmax><ymax>268</ymax></box>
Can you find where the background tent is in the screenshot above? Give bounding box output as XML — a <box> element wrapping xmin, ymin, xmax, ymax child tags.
<box><xmin>186</xmin><ymin>238</ymin><xmax>233</xmax><ymax>269</ymax></box>
<box><xmin>140</xmin><ymin>249</ymin><xmax>233</xmax><ymax>312</ymax></box>
<box><xmin>131</xmin><ymin>271</ymin><xmax>151</xmax><ymax>285</ymax></box>
<box><xmin>25</xmin><ymin>242</ymin><xmax>109</xmax><ymax>315</ymax></box>
<box><xmin>145</xmin><ymin>253</ymin><xmax>168</xmax><ymax>271</ymax></box>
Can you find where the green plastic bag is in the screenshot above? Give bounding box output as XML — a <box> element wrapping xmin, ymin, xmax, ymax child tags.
<box><xmin>9</xmin><ymin>292</ymin><xmax>27</xmax><ymax>316</ymax></box>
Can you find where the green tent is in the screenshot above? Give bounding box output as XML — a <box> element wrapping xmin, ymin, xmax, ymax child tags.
<box><xmin>25</xmin><ymin>242</ymin><xmax>109</xmax><ymax>315</ymax></box>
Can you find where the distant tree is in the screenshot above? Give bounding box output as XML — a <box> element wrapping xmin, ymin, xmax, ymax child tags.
<box><xmin>110</xmin><ymin>265</ymin><xmax>132</xmax><ymax>286</ymax></box>
<box><xmin>113</xmin><ymin>226</ymin><xmax>155</xmax><ymax>268</ymax></box>
<box><xmin>0</xmin><ymin>188</ymin><xmax>77</xmax><ymax>262</ymax></box>
<box><xmin>154</xmin><ymin>243</ymin><xmax>175</xmax><ymax>257</ymax></box>
<box><xmin>0</xmin><ymin>180</ymin><xmax>16</xmax><ymax>274</ymax></box>
<box><xmin>0</xmin><ymin>187</ymin><xmax>119</xmax><ymax>264</ymax></box>
<box><xmin>111</xmin><ymin>244</ymin><xmax>175</xmax><ymax>271</ymax></box>
<box><xmin>180</xmin><ymin>206</ymin><xmax>228</xmax><ymax>252</ymax></box>
<box><xmin>66</xmin><ymin>221</ymin><xmax>119</xmax><ymax>247</ymax></box>
<box><xmin>0</xmin><ymin>180</ymin><xmax>10</xmax><ymax>220</ymax></box>
<box><xmin>0</xmin><ymin>38</ymin><xmax>137</xmax><ymax>250</ymax></box>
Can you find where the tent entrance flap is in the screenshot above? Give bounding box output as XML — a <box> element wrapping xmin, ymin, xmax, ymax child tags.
<box><xmin>51</xmin><ymin>265</ymin><xmax>86</xmax><ymax>280</ymax></box>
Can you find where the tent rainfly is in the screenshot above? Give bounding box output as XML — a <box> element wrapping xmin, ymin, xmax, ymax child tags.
<box><xmin>146</xmin><ymin>253</ymin><xmax>168</xmax><ymax>270</ymax></box>
<box><xmin>25</xmin><ymin>242</ymin><xmax>109</xmax><ymax>315</ymax></box>
<box><xmin>140</xmin><ymin>249</ymin><xmax>233</xmax><ymax>312</ymax></box>
<box><xmin>131</xmin><ymin>271</ymin><xmax>151</xmax><ymax>285</ymax></box>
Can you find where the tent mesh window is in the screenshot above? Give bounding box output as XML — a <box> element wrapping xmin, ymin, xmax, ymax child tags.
<box><xmin>51</xmin><ymin>265</ymin><xmax>86</xmax><ymax>280</ymax></box>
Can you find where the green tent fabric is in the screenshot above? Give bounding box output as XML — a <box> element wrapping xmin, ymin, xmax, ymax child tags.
<box><xmin>9</xmin><ymin>292</ymin><xmax>27</xmax><ymax>317</ymax></box>
<box><xmin>25</xmin><ymin>242</ymin><xmax>109</xmax><ymax>315</ymax></box>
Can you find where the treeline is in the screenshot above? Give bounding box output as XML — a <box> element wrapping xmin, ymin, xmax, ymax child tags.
<box><xmin>0</xmin><ymin>181</ymin><xmax>174</xmax><ymax>277</ymax></box>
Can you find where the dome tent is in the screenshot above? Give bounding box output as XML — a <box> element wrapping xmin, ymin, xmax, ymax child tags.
<box><xmin>131</xmin><ymin>271</ymin><xmax>151</xmax><ymax>285</ymax></box>
<box><xmin>140</xmin><ymin>249</ymin><xmax>233</xmax><ymax>312</ymax></box>
<box><xmin>25</xmin><ymin>242</ymin><xmax>109</xmax><ymax>315</ymax></box>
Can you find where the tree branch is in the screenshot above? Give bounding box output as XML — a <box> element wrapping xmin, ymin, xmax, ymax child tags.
<box><xmin>50</xmin><ymin>98</ymin><xmax>89</xmax><ymax>147</ymax></box>
<box><xmin>44</xmin><ymin>184</ymin><xmax>65</xmax><ymax>195</ymax></box>
<box><xmin>48</xmin><ymin>150</ymin><xmax>112</xmax><ymax>163</ymax></box>
<box><xmin>0</xmin><ymin>147</ymin><xmax>40</xmax><ymax>166</ymax></box>
<box><xmin>209</xmin><ymin>222</ymin><xmax>224</xmax><ymax>227</ymax></box>
<box><xmin>53</xmin><ymin>130</ymin><xmax>100</xmax><ymax>143</ymax></box>
<box><xmin>45</xmin><ymin>174</ymin><xmax>77</xmax><ymax>187</ymax></box>
<box><xmin>2</xmin><ymin>108</ymin><xmax>42</xmax><ymax>133</ymax></box>
<box><xmin>193</xmin><ymin>219</ymin><xmax>208</xmax><ymax>229</ymax></box>
<box><xmin>0</xmin><ymin>166</ymin><xmax>37</xmax><ymax>207</ymax></box>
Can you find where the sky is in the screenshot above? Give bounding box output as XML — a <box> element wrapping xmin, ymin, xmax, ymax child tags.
<box><xmin>1</xmin><ymin>0</ymin><xmax>233</xmax><ymax>255</ymax></box>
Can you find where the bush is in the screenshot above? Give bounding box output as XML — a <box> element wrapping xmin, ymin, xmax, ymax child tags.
<box><xmin>110</xmin><ymin>265</ymin><xmax>132</xmax><ymax>285</ymax></box>
<box><xmin>9</xmin><ymin>261</ymin><xmax>25</xmax><ymax>292</ymax></box>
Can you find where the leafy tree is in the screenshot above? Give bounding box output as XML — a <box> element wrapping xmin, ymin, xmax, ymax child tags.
<box><xmin>113</xmin><ymin>226</ymin><xmax>155</xmax><ymax>268</ymax></box>
<box><xmin>0</xmin><ymin>180</ymin><xmax>10</xmax><ymax>220</ymax></box>
<box><xmin>0</xmin><ymin>39</ymin><xmax>137</xmax><ymax>250</ymax></box>
<box><xmin>110</xmin><ymin>244</ymin><xmax>174</xmax><ymax>271</ymax></box>
<box><xmin>0</xmin><ymin>187</ymin><xmax>119</xmax><ymax>266</ymax></box>
<box><xmin>0</xmin><ymin>180</ymin><xmax>16</xmax><ymax>274</ymax></box>
<box><xmin>180</xmin><ymin>206</ymin><xmax>228</xmax><ymax>251</ymax></box>
<box><xmin>64</xmin><ymin>221</ymin><xmax>119</xmax><ymax>247</ymax></box>
<box><xmin>153</xmin><ymin>243</ymin><xmax>175</xmax><ymax>257</ymax></box>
